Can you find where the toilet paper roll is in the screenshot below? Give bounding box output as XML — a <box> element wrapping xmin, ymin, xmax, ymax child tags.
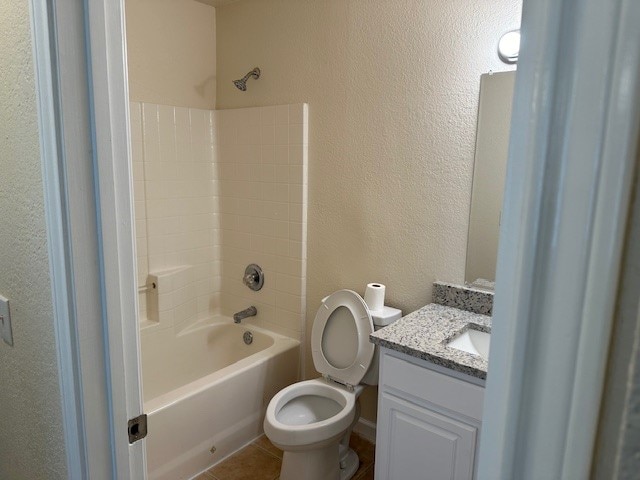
<box><xmin>364</xmin><ymin>283</ymin><xmax>386</xmax><ymax>311</ymax></box>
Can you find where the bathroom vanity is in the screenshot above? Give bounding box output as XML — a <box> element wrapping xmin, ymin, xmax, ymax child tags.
<box><xmin>370</xmin><ymin>285</ymin><xmax>492</xmax><ymax>480</ymax></box>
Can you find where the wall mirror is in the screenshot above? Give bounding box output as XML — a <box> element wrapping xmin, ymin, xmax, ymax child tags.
<box><xmin>465</xmin><ymin>70</ymin><xmax>516</xmax><ymax>286</ymax></box>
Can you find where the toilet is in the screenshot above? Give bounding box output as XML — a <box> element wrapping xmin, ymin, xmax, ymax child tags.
<box><xmin>264</xmin><ymin>289</ymin><xmax>401</xmax><ymax>480</ymax></box>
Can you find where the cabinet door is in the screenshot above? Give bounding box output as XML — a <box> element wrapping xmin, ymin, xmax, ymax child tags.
<box><xmin>376</xmin><ymin>392</ymin><xmax>477</xmax><ymax>480</ymax></box>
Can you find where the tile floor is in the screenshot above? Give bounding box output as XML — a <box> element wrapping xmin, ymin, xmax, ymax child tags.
<box><xmin>194</xmin><ymin>433</ymin><xmax>375</xmax><ymax>480</ymax></box>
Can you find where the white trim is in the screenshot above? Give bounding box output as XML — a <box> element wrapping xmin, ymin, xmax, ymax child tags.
<box><xmin>478</xmin><ymin>0</ymin><xmax>640</xmax><ymax>478</ymax></box>
<box><xmin>84</xmin><ymin>0</ymin><xmax>146</xmax><ymax>477</ymax></box>
<box><xmin>30</xmin><ymin>2</ymin><xmax>87</xmax><ymax>477</ymax></box>
<box><xmin>561</xmin><ymin>0</ymin><xmax>640</xmax><ymax>475</ymax></box>
<box><xmin>31</xmin><ymin>0</ymin><xmax>129</xmax><ymax>477</ymax></box>
<box><xmin>32</xmin><ymin>0</ymin><xmax>146</xmax><ymax>477</ymax></box>
<box><xmin>353</xmin><ymin>418</ymin><xmax>377</xmax><ymax>445</ymax></box>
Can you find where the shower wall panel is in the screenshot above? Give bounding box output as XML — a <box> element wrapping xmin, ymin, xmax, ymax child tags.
<box><xmin>216</xmin><ymin>104</ymin><xmax>308</xmax><ymax>341</ymax></box>
<box><xmin>130</xmin><ymin>101</ymin><xmax>220</xmax><ymax>326</ymax></box>
<box><xmin>131</xmin><ymin>102</ymin><xmax>307</xmax><ymax>340</ymax></box>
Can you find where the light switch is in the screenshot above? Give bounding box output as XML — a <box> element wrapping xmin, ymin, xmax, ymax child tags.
<box><xmin>0</xmin><ymin>295</ymin><xmax>13</xmax><ymax>346</ymax></box>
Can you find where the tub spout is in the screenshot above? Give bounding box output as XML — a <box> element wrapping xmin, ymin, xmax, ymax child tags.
<box><xmin>234</xmin><ymin>306</ymin><xmax>257</xmax><ymax>323</ymax></box>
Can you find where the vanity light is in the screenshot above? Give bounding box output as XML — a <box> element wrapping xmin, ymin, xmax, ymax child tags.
<box><xmin>498</xmin><ymin>30</ymin><xmax>521</xmax><ymax>64</ymax></box>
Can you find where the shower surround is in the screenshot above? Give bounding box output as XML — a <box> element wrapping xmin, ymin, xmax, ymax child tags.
<box><xmin>130</xmin><ymin>102</ymin><xmax>308</xmax><ymax>477</ymax></box>
<box><xmin>131</xmin><ymin>102</ymin><xmax>308</xmax><ymax>340</ymax></box>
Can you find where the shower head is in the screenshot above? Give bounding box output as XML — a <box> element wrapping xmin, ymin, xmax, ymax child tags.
<box><xmin>233</xmin><ymin>67</ymin><xmax>261</xmax><ymax>91</ymax></box>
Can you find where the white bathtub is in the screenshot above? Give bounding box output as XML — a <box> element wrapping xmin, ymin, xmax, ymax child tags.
<box><xmin>142</xmin><ymin>320</ymin><xmax>300</xmax><ymax>480</ymax></box>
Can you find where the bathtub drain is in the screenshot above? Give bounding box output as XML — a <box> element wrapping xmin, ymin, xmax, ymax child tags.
<box><xmin>243</xmin><ymin>331</ymin><xmax>253</xmax><ymax>345</ymax></box>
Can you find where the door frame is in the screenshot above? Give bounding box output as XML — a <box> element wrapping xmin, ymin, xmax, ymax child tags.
<box><xmin>478</xmin><ymin>0</ymin><xmax>640</xmax><ymax>477</ymax></box>
<box><xmin>31</xmin><ymin>0</ymin><xmax>145</xmax><ymax>478</ymax></box>
<box><xmin>34</xmin><ymin>0</ymin><xmax>640</xmax><ymax>478</ymax></box>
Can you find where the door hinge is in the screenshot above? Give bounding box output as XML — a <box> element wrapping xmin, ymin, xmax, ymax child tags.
<box><xmin>128</xmin><ymin>414</ymin><xmax>148</xmax><ymax>444</ymax></box>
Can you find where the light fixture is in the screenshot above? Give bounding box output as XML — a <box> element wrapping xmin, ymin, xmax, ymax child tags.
<box><xmin>498</xmin><ymin>30</ymin><xmax>520</xmax><ymax>64</ymax></box>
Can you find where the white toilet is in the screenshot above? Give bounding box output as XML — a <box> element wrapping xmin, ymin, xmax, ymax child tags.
<box><xmin>264</xmin><ymin>289</ymin><xmax>401</xmax><ymax>480</ymax></box>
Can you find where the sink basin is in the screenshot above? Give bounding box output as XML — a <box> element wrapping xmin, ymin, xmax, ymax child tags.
<box><xmin>447</xmin><ymin>328</ymin><xmax>491</xmax><ymax>360</ymax></box>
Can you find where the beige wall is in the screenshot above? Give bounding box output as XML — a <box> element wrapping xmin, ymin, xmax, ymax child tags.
<box><xmin>217</xmin><ymin>0</ymin><xmax>521</xmax><ymax>420</ymax></box>
<box><xmin>0</xmin><ymin>2</ymin><xmax>67</xmax><ymax>478</ymax></box>
<box><xmin>126</xmin><ymin>0</ymin><xmax>217</xmax><ymax>109</ymax></box>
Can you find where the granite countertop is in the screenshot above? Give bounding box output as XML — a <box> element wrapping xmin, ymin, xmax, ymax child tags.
<box><xmin>370</xmin><ymin>303</ymin><xmax>491</xmax><ymax>380</ymax></box>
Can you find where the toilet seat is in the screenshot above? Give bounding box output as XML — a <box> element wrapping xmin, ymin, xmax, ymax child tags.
<box><xmin>311</xmin><ymin>290</ymin><xmax>375</xmax><ymax>389</ymax></box>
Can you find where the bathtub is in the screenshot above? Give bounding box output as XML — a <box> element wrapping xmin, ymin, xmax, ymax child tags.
<box><xmin>141</xmin><ymin>320</ymin><xmax>300</xmax><ymax>480</ymax></box>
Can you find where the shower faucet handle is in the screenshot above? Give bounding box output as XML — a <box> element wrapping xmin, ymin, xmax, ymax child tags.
<box><xmin>243</xmin><ymin>264</ymin><xmax>264</xmax><ymax>291</ymax></box>
<box><xmin>244</xmin><ymin>272</ymin><xmax>258</xmax><ymax>287</ymax></box>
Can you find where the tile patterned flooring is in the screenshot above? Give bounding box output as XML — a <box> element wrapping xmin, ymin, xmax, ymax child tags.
<box><xmin>194</xmin><ymin>433</ymin><xmax>375</xmax><ymax>480</ymax></box>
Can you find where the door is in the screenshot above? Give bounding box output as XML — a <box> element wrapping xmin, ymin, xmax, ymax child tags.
<box><xmin>85</xmin><ymin>0</ymin><xmax>147</xmax><ymax>476</ymax></box>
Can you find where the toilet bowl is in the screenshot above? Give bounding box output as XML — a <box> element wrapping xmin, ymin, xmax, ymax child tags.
<box><xmin>265</xmin><ymin>379</ymin><xmax>357</xmax><ymax>448</ymax></box>
<box><xmin>264</xmin><ymin>289</ymin><xmax>401</xmax><ymax>480</ymax></box>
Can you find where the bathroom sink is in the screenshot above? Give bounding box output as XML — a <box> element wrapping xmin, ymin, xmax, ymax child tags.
<box><xmin>447</xmin><ymin>327</ymin><xmax>490</xmax><ymax>360</ymax></box>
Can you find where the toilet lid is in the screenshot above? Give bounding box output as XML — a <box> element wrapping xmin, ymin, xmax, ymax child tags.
<box><xmin>311</xmin><ymin>290</ymin><xmax>375</xmax><ymax>387</ymax></box>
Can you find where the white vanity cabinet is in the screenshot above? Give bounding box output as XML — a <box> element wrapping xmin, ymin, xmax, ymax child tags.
<box><xmin>375</xmin><ymin>348</ymin><xmax>485</xmax><ymax>480</ymax></box>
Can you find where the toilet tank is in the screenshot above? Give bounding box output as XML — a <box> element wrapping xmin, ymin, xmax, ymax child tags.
<box><xmin>361</xmin><ymin>307</ymin><xmax>402</xmax><ymax>386</ymax></box>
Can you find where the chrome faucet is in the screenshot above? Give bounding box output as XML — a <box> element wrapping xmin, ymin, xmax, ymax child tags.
<box><xmin>234</xmin><ymin>306</ymin><xmax>257</xmax><ymax>323</ymax></box>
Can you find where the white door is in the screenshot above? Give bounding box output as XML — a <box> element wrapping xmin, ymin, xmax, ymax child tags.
<box><xmin>84</xmin><ymin>0</ymin><xmax>147</xmax><ymax>477</ymax></box>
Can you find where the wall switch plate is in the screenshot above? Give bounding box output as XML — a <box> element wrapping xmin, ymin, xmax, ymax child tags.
<box><xmin>0</xmin><ymin>295</ymin><xmax>13</xmax><ymax>346</ymax></box>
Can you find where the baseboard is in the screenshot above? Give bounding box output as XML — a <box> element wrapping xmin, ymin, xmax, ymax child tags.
<box><xmin>353</xmin><ymin>418</ymin><xmax>376</xmax><ymax>444</ymax></box>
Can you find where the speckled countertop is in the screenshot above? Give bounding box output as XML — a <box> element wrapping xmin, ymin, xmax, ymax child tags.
<box><xmin>370</xmin><ymin>303</ymin><xmax>491</xmax><ymax>380</ymax></box>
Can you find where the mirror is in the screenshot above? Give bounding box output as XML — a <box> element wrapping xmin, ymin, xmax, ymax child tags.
<box><xmin>465</xmin><ymin>71</ymin><xmax>516</xmax><ymax>285</ymax></box>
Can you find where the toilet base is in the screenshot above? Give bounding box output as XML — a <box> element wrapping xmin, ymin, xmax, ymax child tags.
<box><xmin>280</xmin><ymin>443</ymin><xmax>340</xmax><ymax>480</ymax></box>
<box><xmin>340</xmin><ymin>448</ymin><xmax>360</xmax><ymax>480</ymax></box>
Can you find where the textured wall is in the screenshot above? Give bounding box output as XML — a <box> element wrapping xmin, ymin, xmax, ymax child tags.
<box><xmin>126</xmin><ymin>0</ymin><xmax>217</xmax><ymax>109</ymax></box>
<box><xmin>0</xmin><ymin>1</ymin><xmax>67</xmax><ymax>478</ymax></box>
<box><xmin>216</xmin><ymin>0</ymin><xmax>520</xmax><ymax>420</ymax></box>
